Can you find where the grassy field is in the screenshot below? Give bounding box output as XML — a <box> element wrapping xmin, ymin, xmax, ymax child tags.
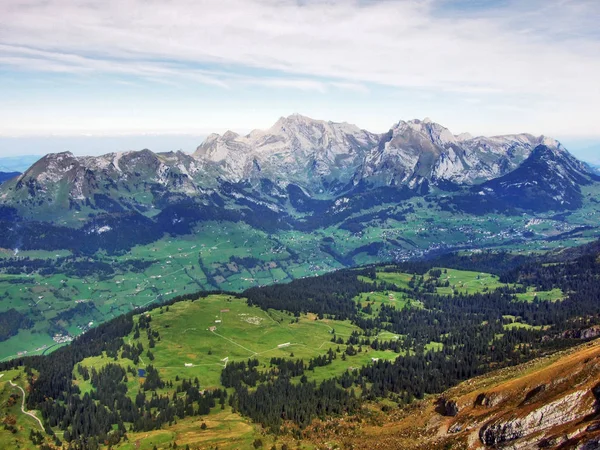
<box><xmin>515</xmin><ymin>287</ymin><xmax>564</xmax><ymax>302</ymax></box>
<box><xmin>0</xmin><ymin>369</ymin><xmax>49</xmax><ymax>450</ymax></box>
<box><xmin>69</xmin><ymin>293</ymin><xmax>408</xmax><ymax>448</ymax></box>
<box><xmin>354</xmin><ymin>290</ymin><xmax>423</xmax><ymax>318</ymax></box>
<box><xmin>432</xmin><ymin>268</ymin><xmax>505</xmax><ymax>295</ymax></box>
<box><xmin>118</xmin><ymin>409</ymin><xmax>265</xmax><ymax>450</ymax></box>
<box><xmin>373</xmin><ymin>271</ymin><xmax>414</xmax><ymax>290</ymax></box>
<box><xmin>371</xmin><ymin>267</ymin><xmax>506</xmax><ymax>296</ymax></box>
<box><xmin>74</xmin><ymin>294</ymin><xmax>394</xmax><ymax>391</ymax></box>
<box><xmin>503</xmin><ymin>322</ymin><xmax>544</xmax><ymax>331</ymax></box>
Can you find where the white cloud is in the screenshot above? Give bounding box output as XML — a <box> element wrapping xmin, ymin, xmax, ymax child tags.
<box><xmin>0</xmin><ymin>0</ymin><xmax>599</xmax><ymax>135</ymax></box>
<box><xmin>1</xmin><ymin>1</ymin><xmax>598</xmax><ymax>92</ymax></box>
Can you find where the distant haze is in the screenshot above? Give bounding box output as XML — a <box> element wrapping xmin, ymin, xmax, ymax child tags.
<box><xmin>0</xmin><ymin>135</ymin><xmax>207</xmax><ymax>171</ymax></box>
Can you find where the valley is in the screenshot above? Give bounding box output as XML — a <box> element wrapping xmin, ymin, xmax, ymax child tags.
<box><xmin>2</xmin><ymin>191</ymin><xmax>600</xmax><ymax>361</ymax></box>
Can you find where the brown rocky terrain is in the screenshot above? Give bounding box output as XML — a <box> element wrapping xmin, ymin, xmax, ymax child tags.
<box><xmin>306</xmin><ymin>339</ymin><xmax>600</xmax><ymax>450</ymax></box>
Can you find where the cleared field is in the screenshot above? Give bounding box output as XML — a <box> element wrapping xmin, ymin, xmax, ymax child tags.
<box><xmin>503</xmin><ymin>322</ymin><xmax>544</xmax><ymax>331</ymax></box>
<box><xmin>371</xmin><ymin>267</ymin><xmax>507</xmax><ymax>296</ymax></box>
<box><xmin>354</xmin><ymin>290</ymin><xmax>423</xmax><ymax>317</ymax></box>
<box><xmin>373</xmin><ymin>271</ymin><xmax>414</xmax><ymax>290</ymax></box>
<box><xmin>75</xmin><ymin>294</ymin><xmax>383</xmax><ymax>391</ymax></box>
<box><xmin>515</xmin><ymin>287</ymin><xmax>564</xmax><ymax>303</ymax></box>
<box><xmin>118</xmin><ymin>409</ymin><xmax>262</xmax><ymax>450</ymax></box>
<box><xmin>432</xmin><ymin>268</ymin><xmax>505</xmax><ymax>295</ymax></box>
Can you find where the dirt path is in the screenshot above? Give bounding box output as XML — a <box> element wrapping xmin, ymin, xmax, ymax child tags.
<box><xmin>9</xmin><ymin>380</ymin><xmax>45</xmax><ymax>431</ymax></box>
<box><xmin>210</xmin><ymin>330</ymin><xmax>257</xmax><ymax>355</ymax></box>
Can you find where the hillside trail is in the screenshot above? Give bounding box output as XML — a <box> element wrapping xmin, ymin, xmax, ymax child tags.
<box><xmin>9</xmin><ymin>380</ymin><xmax>45</xmax><ymax>431</ymax></box>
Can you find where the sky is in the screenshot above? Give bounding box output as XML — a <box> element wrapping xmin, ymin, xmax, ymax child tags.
<box><xmin>0</xmin><ymin>0</ymin><xmax>599</xmax><ymax>163</ymax></box>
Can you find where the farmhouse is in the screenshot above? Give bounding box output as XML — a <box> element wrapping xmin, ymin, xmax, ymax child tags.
<box><xmin>277</xmin><ymin>342</ymin><xmax>291</xmax><ymax>348</ymax></box>
<box><xmin>184</xmin><ymin>363</ymin><xmax>193</xmax><ymax>367</ymax></box>
<box><xmin>209</xmin><ymin>326</ymin><xmax>217</xmax><ymax>332</ymax></box>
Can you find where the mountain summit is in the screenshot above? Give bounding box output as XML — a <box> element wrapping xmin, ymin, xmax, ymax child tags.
<box><xmin>470</xmin><ymin>143</ymin><xmax>600</xmax><ymax>212</ymax></box>
<box><xmin>194</xmin><ymin>115</ymin><xmax>563</xmax><ymax>193</ymax></box>
<box><xmin>357</xmin><ymin>119</ymin><xmax>557</xmax><ymax>189</ymax></box>
<box><xmin>194</xmin><ymin>114</ymin><xmax>379</xmax><ymax>193</ymax></box>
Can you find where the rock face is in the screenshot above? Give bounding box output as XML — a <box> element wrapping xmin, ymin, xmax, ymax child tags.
<box><xmin>562</xmin><ymin>326</ymin><xmax>600</xmax><ymax>340</ymax></box>
<box><xmin>479</xmin><ymin>389</ymin><xmax>598</xmax><ymax>446</ymax></box>
<box><xmin>193</xmin><ymin>114</ymin><xmax>379</xmax><ymax>194</ymax></box>
<box><xmin>435</xmin><ymin>341</ymin><xmax>600</xmax><ymax>450</ymax></box>
<box><xmin>436</xmin><ymin>397</ymin><xmax>460</xmax><ymax>417</ymax></box>
<box><xmin>194</xmin><ymin>115</ymin><xmax>566</xmax><ymax>193</ymax></box>
<box><xmin>355</xmin><ymin>118</ymin><xmax>549</xmax><ymax>188</ymax></box>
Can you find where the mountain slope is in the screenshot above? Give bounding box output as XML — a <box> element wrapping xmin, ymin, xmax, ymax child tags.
<box><xmin>0</xmin><ymin>115</ymin><xmax>598</xmax><ymax>255</ymax></box>
<box><xmin>342</xmin><ymin>339</ymin><xmax>600</xmax><ymax>450</ymax></box>
<box><xmin>0</xmin><ymin>150</ymin><xmax>212</xmax><ymax>221</ymax></box>
<box><xmin>454</xmin><ymin>144</ymin><xmax>600</xmax><ymax>213</ymax></box>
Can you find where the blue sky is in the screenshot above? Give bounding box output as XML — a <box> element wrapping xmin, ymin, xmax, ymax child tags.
<box><xmin>0</xmin><ymin>0</ymin><xmax>599</xmax><ymax>162</ymax></box>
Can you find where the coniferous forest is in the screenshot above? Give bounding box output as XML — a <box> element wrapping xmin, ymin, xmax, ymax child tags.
<box><xmin>2</xmin><ymin>246</ymin><xmax>600</xmax><ymax>448</ymax></box>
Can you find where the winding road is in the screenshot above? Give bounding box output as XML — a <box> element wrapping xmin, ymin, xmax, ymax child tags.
<box><xmin>8</xmin><ymin>380</ymin><xmax>45</xmax><ymax>431</ymax></box>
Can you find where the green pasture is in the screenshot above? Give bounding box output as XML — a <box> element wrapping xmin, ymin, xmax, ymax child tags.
<box><xmin>432</xmin><ymin>268</ymin><xmax>505</xmax><ymax>295</ymax></box>
<box><xmin>0</xmin><ymin>369</ymin><xmax>48</xmax><ymax>449</ymax></box>
<box><xmin>118</xmin><ymin>295</ymin><xmax>365</xmax><ymax>388</ymax></box>
<box><xmin>514</xmin><ymin>288</ymin><xmax>564</xmax><ymax>303</ymax></box>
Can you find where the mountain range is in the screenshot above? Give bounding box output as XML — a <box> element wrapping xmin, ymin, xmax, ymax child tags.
<box><xmin>0</xmin><ymin>114</ymin><xmax>598</xmax><ymax>266</ymax></box>
<box><xmin>1</xmin><ymin>115</ymin><xmax>596</xmax><ymax>221</ymax></box>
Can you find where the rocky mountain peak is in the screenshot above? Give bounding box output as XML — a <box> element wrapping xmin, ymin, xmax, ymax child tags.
<box><xmin>192</xmin><ymin>114</ymin><xmax>379</xmax><ymax>191</ymax></box>
<box><xmin>222</xmin><ymin>130</ymin><xmax>240</xmax><ymax>141</ymax></box>
<box><xmin>391</xmin><ymin>118</ymin><xmax>458</xmax><ymax>148</ymax></box>
<box><xmin>272</xmin><ymin>113</ymin><xmax>320</xmax><ymax>128</ymax></box>
<box><xmin>3</xmin><ymin>114</ymin><xmax>594</xmax><ymax>220</ymax></box>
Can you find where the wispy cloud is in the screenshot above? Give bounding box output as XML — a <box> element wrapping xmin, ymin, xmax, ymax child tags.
<box><xmin>0</xmin><ymin>0</ymin><xmax>599</xmax><ymax>136</ymax></box>
<box><xmin>1</xmin><ymin>0</ymin><xmax>598</xmax><ymax>95</ymax></box>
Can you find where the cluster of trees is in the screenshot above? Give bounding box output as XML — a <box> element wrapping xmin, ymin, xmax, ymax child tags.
<box><xmin>42</xmin><ymin>361</ymin><xmax>224</xmax><ymax>444</ymax></box>
<box><xmin>0</xmin><ymin>308</ymin><xmax>33</xmax><ymax>341</ymax></box>
<box><xmin>244</xmin><ymin>267</ymin><xmax>380</xmax><ymax>319</ymax></box>
<box><xmin>0</xmin><ymin>253</ymin><xmax>154</xmax><ymax>278</ymax></box>
<box><xmin>232</xmin><ymin>378</ymin><xmax>358</xmax><ymax>432</ymax></box>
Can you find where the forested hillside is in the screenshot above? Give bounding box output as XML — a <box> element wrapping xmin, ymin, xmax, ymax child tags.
<box><xmin>1</xmin><ymin>245</ymin><xmax>600</xmax><ymax>448</ymax></box>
